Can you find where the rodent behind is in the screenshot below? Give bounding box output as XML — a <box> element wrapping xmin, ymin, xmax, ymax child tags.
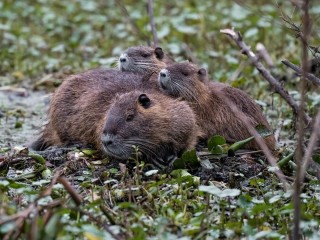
<box><xmin>158</xmin><ymin>62</ymin><xmax>276</xmax><ymax>150</ymax></box>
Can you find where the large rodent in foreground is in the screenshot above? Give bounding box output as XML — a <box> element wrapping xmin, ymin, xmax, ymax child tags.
<box><xmin>32</xmin><ymin>88</ymin><xmax>200</xmax><ymax>167</ymax></box>
<box><xmin>30</xmin><ymin>69</ymin><xmax>152</xmax><ymax>151</ymax></box>
<box><xmin>98</xmin><ymin>91</ymin><xmax>200</xmax><ymax>167</ymax></box>
<box><xmin>158</xmin><ymin>62</ymin><xmax>275</xmax><ymax>150</ymax></box>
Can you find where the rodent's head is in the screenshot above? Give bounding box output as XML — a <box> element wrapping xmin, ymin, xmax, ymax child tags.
<box><xmin>158</xmin><ymin>62</ymin><xmax>208</xmax><ymax>102</ymax></box>
<box><xmin>99</xmin><ymin>91</ymin><xmax>172</xmax><ymax>167</ymax></box>
<box><xmin>119</xmin><ymin>46</ymin><xmax>169</xmax><ymax>74</ymax></box>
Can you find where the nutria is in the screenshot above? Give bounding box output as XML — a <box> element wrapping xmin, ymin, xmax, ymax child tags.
<box><xmin>97</xmin><ymin>91</ymin><xmax>200</xmax><ymax>167</ymax></box>
<box><xmin>158</xmin><ymin>62</ymin><xmax>275</xmax><ymax>150</ymax></box>
<box><xmin>31</xmin><ymin>87</ymin><xmax>200</xmax><ymax>167</ymax></box>
<box><xmin>30</xmin><ymin>68</ymin><xmax>160</xmax><ymax>151</ymax></box>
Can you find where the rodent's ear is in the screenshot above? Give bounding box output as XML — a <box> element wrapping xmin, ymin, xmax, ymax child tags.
<box><xmin>198</xmin><ymin>68</ymin><xmax>207</xmax><ymax>81</ymax></box>
<box><xmin>138</xmin><ymin>94</ymin><xmax>151</xmax><ymax>108</ymax></box>
<box><xmin>154</xmin><ymin>47</ymin><xmax>164</xmax><ymax>60</ymax></box>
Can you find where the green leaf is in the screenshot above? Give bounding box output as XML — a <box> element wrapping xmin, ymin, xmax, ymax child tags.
<box><xmin>172</xmin><ymin>149</ymin><xmax>199</xmax><ymax>169</ymax></box>
<box><xmin>278</xmin><ymin>152</ymin><xmax>294</xmax><ymax>168</ymax></box>
<box><xmin>228</xmin><ymin>136</ymin><xmax>255</xmax><ymax>156</ymax></box>
<box><xmin>28</xmin><ymin>153</ymin><xmax>46</xmax><ymax>164</ymax></box>
<box><xmin>208</xmin><ymin>135</ymin><xmax>226</xmax><ymax>154</ymax></box>
<box><xmin>211</xmin><ymin>145</ymin><xmax>225</xmax><ymax>154</ymax></box>
<box><xmin>81</xmin><ymin>148</ymin><xmax>98</xmax><ymax>156</ymax></box>
<box><xmin>208</xmin><ymin>135</ymin><xmax>226</xmax><ymax>149</ymax></box>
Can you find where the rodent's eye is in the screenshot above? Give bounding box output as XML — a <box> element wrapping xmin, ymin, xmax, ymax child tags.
<box><xmin>141</xmin><ymin>53</ymin><xmax>150</xmax><ymax>58</ymax></box>
<box><xmin>181</xmin><ymin>71</ymin><xmax>189</xmax><ymax>76</ymax></box>
<box><xmin>126</xmin><ymin>114</ymin><xmax>134</xmax><ymax>122</ymax></box>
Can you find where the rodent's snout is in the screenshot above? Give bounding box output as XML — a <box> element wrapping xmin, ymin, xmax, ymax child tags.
<box><xmin>158</xmin><ymin>69</ymin><xmax>170</xmax><ymax>90</ymax></box>
<box><xmin>159</xmin><ymin>69</ymin><xmax>169</xmax><ymax>80</ymax></box>
<box><xmin>119</xmin><ymin>53</ymin><xmax>129</xmax><ymax>70</ymax></box>
<box><xmin>101</xmin><ymin>133</ymin><xmax>114</xmax><ymax>147</ymax></box>
<box><xmin>160</xmin><ymin>72</ymin><xmax>167</xmax><ymax>78</ymax></box>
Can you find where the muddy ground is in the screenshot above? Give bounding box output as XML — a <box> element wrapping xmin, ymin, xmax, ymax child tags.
<box><xmin>0</xmin><ymin>89</ymin><xmax>49</xmax><ymax>149</ymax></box>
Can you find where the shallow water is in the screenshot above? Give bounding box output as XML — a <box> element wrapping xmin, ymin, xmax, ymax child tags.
<box><xmin>0</xmin><ymin>89</ymin><xmax>50</xmax><ymax>148</ymax></box>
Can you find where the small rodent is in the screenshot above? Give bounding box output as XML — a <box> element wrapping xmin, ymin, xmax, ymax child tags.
<box><xmin>158</xmin><ymin>62</ymin><xmax>275</xmax><ymax>150</ymax></box>
<box><xmin>31</xmin><ymin>87</ymin><xmax>200</xmax><ymax>167</ymax></box>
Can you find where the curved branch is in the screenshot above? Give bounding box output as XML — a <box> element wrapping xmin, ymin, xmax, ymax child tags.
<box><xmin>281</xmin><ymin>59</ymin><xmax>320</xmax><ymax>86</ymax></box>
<box><xmin>220</xmin><ymin>28</ymin><xmax>311</xmax><ymax>125</ymax></box>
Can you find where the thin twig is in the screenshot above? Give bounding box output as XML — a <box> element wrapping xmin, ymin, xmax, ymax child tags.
<box><xmin>220</xmin><ymin>28</ymin><xmax>311</xmax><ymax>125</ymax></box>
<box><xmin>58</xmin><ymin>176</ymin><xmax>83</xmax><ymax>206</ymax></box>
<box><xmin>300</xmin><ymin>110</ymin><xmax>320</xmax><ymax>179</ymax></box>
<box><xmin>293</xmin><ymin>0</ymin><xmax>310</xmax><ymax>238</ymax></box>
<box><xmin>181</xmin><ymin>43</ymin><xmax>200</xmax><ymax>65</ymax></box>
<box><xmin>215</xmin><ymin>91</ymin><xmax>289</xmax><ymax>190</ymax></box>
<box><xmin>256</xmin><ymin>43</ymin><xmax>274</xmax><ymax>68</ymax></box>
<box><xmin>115</xmin><ymin>0</ymin><xmax>150</xmax><ymax>45</ymax></box>
<box><xmin>147</xmin><ymin>0</ymin><xmax>159</xmax><ymax>47</ymax></box>
<box><xmin>281</xmin><ymin>59</ymin><xmax>320</xmax><ymax>86</ymax></box>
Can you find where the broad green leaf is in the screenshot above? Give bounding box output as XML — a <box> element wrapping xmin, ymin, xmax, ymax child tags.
<box><xmin>173</xmin><ymin>149</ymin><xmax>199</xmax><ymax>169</ymax></box>
<box><xmin>208</xmin><ymin>135</ymin><xmax>226</xmax><ymax>150</ymax></box>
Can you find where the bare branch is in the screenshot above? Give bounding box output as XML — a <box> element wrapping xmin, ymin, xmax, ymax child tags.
<box><xmin>281</xmin><ymin>59</ymin><xmax>320</xmax><ymax>86</ymax></box>
<box><xmin>293</xmin><ymin>0</ymin><xmax>311</xmax><ymax>238</ymax></box>
<box><xmin>256</xmin><ymin>43</ymin><xmax>274</xmax><ymax>68</ymax></box>
<box><xmin>220</xmin><ymin>28</ymin><xmax>311</xmax><ymax>125</ymax></box>
<box><xmin>300</xmin><ymin>110</ymin><xmax>320</xmax><ymax>179</ymax></box>
<box><xmin>147</xmin><ymin>0</ymin><xmax>159</xmax><ymax>47</ymax></box>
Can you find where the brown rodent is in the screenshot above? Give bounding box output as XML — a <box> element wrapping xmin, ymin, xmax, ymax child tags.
<box><xmin>158</xmin><ymin>62</ymin><xmax>276</xmax><ymax>150</ymax></box>
<box><xmin>30</xmin><ymin>69</ymin><xmax>158</xmax><ymax>151</ymax></box>
<box><xmin>97</xmin><ymin>91</ymin><xmax>200</xmax><ymax>167</ymax></box>
<box><xmin>31</xmin><ymin>87</ymin><xmax>200</xmax><ymax>167</ymax></box>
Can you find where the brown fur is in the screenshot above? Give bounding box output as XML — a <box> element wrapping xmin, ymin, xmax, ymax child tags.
<box><xmin>30</xmin><ymin>69</ymin><xmax>200</xmax><ymax>166</ymax></box>
<box><xmin>31</xmin><ymin>69</ymin><xmax>155</xmax><ymax>150</ymax></box>
<box><xmin>96</xmin><ymin>91</ymin><xmax>200</xmax><ymax>167</ymax></box>
<box><xmin>158</xmin><ymin>62</ymin><xmax>276</xmax><ymax>150</ymax></box>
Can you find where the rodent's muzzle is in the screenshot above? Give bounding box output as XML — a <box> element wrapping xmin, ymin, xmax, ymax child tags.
<box><xmin>119</xmin><ymin>53</ymin><xmax>129</xmax><ymax>71</ymax></box>
<box><xmin>101</xmin><ymin>133</ymin><xmax>130</xmax><ymax>159</ymax></box>
<box><xmin>158</xmin><ymin>69</ymin><xmax>170</xmax><ymax>90</ymax></box>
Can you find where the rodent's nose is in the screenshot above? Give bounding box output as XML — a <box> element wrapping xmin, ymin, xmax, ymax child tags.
<box><xmin>104</xmin><ymin>139</ymin><xmax>113</xmax><ymax>146</ymax></box>
<box><xmin>119</xmin><ymin>57</ymin><xmax>127</xmax><ymax>63</ymax></box>
<box><xmin>160</xmin><ymin>72</ymin><xmax>166</xmax><ymax>78</ymax></box>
